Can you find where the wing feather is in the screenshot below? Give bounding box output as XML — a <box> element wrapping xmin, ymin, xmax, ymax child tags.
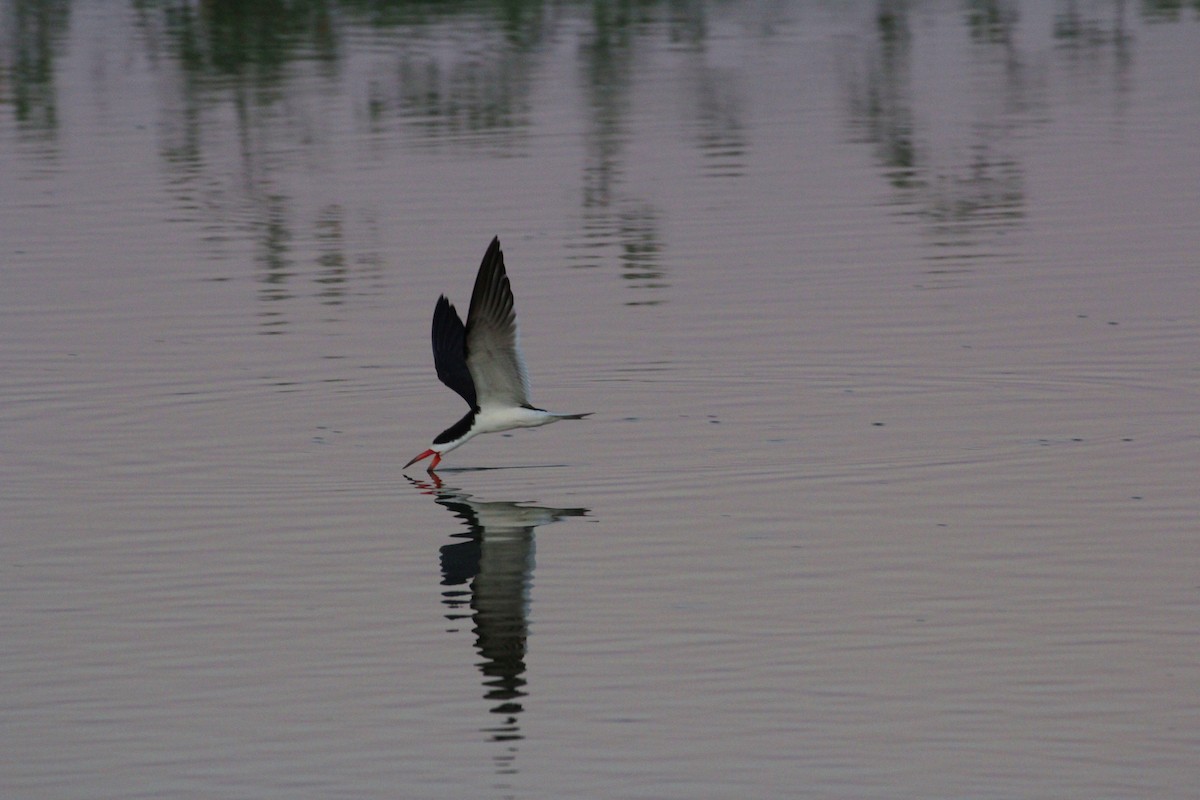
<box><xmin>465</xmin><ymin>237</ymin><xmax>532</xmax><ymax>409</ymax></box>
<box><xmin>431</xmin><ymin>295</ymin><xmax>477</xmax><ymax>408</ymax></box>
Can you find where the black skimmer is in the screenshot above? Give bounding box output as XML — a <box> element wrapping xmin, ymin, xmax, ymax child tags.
<box><xmin>404</xmin><ymin>237</ymin><xmax>590</xmax><ymax>472</ymax></box>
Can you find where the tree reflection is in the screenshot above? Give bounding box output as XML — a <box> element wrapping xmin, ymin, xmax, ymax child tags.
<box><xmin>1</xmin><ymin>0</ymin><xmax>71</xmax><ymax>147</ymax></box>
<box><xmin>142</xmin><ymin>0</ymin><xmax>337</xmax><ymax>77</ymax></box>
<box><xmin>5</xmin><ymin>0</ymin><xmax>1183</xmax><ymax>311</ymax></box>
<box><xmin>391</xmin><ymin>38</ymin><xmax>535</xmax><ymax>152</ymax></box>
<box><xmin>571</xmin><ymin>1</ymin><xmax>669</xmax><ymax>302</ymax></box>
<box><xmin>833</xmin><ymin>0</ymin><xmax>1143</xmax><ymax>273</ymax></box>
<box><xmin>1054</xmin><ymin>0</ymin><xmax>1131</xmax><ymax>45</ymax></box>
<box><xmin>838</xmin><ymin>0</ymin><xmax>1029</xmax><ymax>269</ymax></box>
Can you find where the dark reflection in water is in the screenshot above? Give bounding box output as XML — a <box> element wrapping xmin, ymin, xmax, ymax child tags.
<box><xmin>126</xmin><ymin>0</ymin><xmax>729</xmax><ymax>318</ymax></box>
<box><xmin>836</xmin><ymin>0</ymin><xmax>1143</xmax><ymax>271</ymax></box>
<box><xmin>314</xmin><ymin>203</ymin><xmax>347</xmax><ymax>305</ymax></box>
<box><xmin>150</xmin><ymin>1</ymin><xmax>336</xmax><ymax>78</ymax></box>
<box><xmin>409</xmin><ymin>476</ymin><xmax>588</xmax><ymax>777</ymax></box>
<box><xmin>2</xmin><ymin>0</ymin><xmax>1189</xmax><ymax>307</ymax></box>
<box><xmin>1054</xmin><ymin>0</ymin><xmax>1128</xmax><ymax>45</ymax></box>
<box><xmin>691</xmin><ymin>63</ymin><xmax>747</xmax><ymax>180</ymax></box>
<box><xmin>1052</xmin><ymin>0</ymin><xmax>1134</xmax><ymax>110</ymax></box>
<box><xmin>571</xmin><ymin>3</ymin><xmax>667</xmax><ymax>302</ymax></box>
<box><xmin>840</xmin><ymin>1</ymin><xmax>1028</xmax><ymax>267</ymax></box>
<box><xmin>391</xmin><ymin>26</ymin><xmax>537</xmax><ymax>152</ymax></box>
<box><xmin>3</xmin><ymin>0</ymin><xmax>70</xmax><ymax>146</ymax></box>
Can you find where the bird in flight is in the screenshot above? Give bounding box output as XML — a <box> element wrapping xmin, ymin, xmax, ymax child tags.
<box><xmin>404</xmin><ymin>237</ymin><xmax>590</xmax><ymax>473</ymax></box>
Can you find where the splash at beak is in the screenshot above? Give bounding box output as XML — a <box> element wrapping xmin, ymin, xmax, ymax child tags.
<box><xmin>403</xmin><ymin>448</ymin><xmax>442</xmax><ymax>472</ymax></box>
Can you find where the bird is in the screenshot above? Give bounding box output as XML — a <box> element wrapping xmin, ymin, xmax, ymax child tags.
<box><xmin>404</xmin><ymin>237</ymin><xmax>590</xmax><ymax>473</ymax></box>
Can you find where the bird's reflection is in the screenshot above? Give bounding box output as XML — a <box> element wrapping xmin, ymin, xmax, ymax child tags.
<box><xmin>408</xmin><ymin>476</ymin><xmax>589</xmax><ymax>776</ymax></box>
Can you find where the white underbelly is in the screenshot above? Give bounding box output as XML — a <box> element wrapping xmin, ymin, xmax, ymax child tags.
<box><xmin>472</xmin><ymin>405</ymin><xmax>558</xmax><ymax>435</ymax></box>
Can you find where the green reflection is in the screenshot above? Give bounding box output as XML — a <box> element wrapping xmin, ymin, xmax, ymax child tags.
<box><xmin>136</xmin><ymin>0</ymin><xmax>337</xmax><ymax>77</ymax></box>
<box><xmin>2</xmin><ymin>0</ymin><xmax>71</xmax><ymax>137</ymax></box>
<box><xmin>841</xmin><ymin>0</ymin><xmax>1029</xmax><ymax>263</ymax></box>
<box><xmin>7</xmin><ymin>0</ymin><xmax>1189</xmax><ymax>313</ymax></box>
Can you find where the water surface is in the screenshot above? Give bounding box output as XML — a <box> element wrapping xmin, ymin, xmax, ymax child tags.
<box><xmin>3</xmin><ymin>2</ymin><xmax>1198</xmax><ymax>798</ymax></box>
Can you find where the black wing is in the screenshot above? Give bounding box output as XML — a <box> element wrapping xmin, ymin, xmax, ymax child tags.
<box><xmin>464</xmin><ymin>237</ymin><xmax>531</xmax><ymax>408</ymax></box>
<box><xmin>432</xmin><ymin>295</ymin><xmax>477</xmax><ymax>408</ymax></box>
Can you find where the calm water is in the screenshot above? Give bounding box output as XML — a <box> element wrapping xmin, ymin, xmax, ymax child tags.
<box><xmin>3</xmin><ymin>1</ymin><xmax>1199</xmax><ymax>798</ymax></box>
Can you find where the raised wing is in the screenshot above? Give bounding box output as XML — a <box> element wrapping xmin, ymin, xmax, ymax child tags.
<box><xmin>431</xmin><ymin>295</ymin><xmax>477</xmax><ymax>408</ymax></box>
<box><xmin>464</xmin><ymin>237</ymin><xmax>532</xmax><ymax>409</ymax></box>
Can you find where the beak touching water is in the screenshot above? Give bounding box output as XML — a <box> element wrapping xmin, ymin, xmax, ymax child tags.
<box><xmin>404</xmin><ymin>448</ymin><xmax>441</xmax><ymax>472</ymax></box>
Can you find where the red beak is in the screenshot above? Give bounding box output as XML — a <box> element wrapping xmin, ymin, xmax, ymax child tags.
<box><xmin>403</xmin><ymin>448</ymin><xmax>441</xmax><ymax>472</ymax></box>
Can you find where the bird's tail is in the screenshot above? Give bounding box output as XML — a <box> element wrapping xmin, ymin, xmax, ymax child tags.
<box><xmin>552</xmin><ymin>412</ymin><xmax>592</xmax><ymax>420</ymax></box>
